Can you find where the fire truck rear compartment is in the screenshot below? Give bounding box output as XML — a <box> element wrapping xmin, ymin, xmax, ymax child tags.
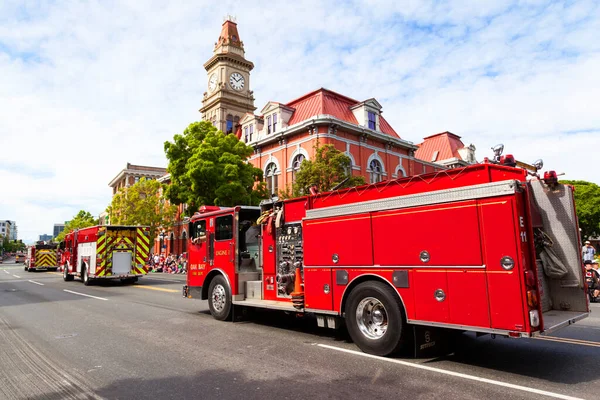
<box><xmin>529</xmin><ymin>180</ymin><xmax>589</xmax><ymax>333</ymax></box>
<box><xmin>112</xmin><ymin>251</ymin><xmax>132</xmax><ymax>275</ymax></box>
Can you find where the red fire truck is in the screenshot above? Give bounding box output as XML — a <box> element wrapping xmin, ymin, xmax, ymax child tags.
<box><xmin>25</xmin><ymin>242</ymin><xmax>59</xmax><ymax>272</ymax></box>
<box><xmin>61</xmin><ymin>225</ymin><xmax>151</xmax><ymax>285</ymax></box>
<box><xmin>183</xmin><ymin>153</ymin><xmax>589</xmax><ymax>356</ymax></box>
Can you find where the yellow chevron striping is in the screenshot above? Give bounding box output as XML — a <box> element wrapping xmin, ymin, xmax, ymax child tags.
<box><xmin>137</xmin><ymin>229</ymin><xmax>150</xmax><ymax>245</ymax></box>
<box><xmin>137</xmin><ymin>239</ymin><xmax>149</xmax><ymax>254</ymax></box>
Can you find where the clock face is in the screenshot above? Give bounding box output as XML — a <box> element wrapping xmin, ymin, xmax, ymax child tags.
<box><xmin>229</xmin><ymin>72</ymin><xmax>245</xmax><ymax>91</ymax></box>
<box><xmin>208</xmin><ymin>73</ymin><xmax>218</xmax><ymax>92</ymax></box>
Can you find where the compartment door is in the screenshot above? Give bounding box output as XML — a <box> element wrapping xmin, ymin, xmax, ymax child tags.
<box><xmin>480</xmin><ymin>198</ymin><xmax>526</xmax><ymax>331</ymax></box>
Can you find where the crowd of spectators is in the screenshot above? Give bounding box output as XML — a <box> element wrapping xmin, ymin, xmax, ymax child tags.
<box><xmin>149</xmin><ymin>253</ymin><xmax>187</xmax><ymax>274</ymax></box>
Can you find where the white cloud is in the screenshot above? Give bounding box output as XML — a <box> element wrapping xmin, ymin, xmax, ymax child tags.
<box><xmin>0</xmin><ymin>0</ymin><xmax>599</xmax><ymax>241</ymax></box>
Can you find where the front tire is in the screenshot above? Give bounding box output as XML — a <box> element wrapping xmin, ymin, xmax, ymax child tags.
<box><xmin>63</xmin><ymin>264</ymin><xmax>73</xmax><ymax>281</ymax></box>
<box><xmin>208</xmin><ymin>275</ymin><xmax>232</xmax><ymax>321</ymax></box>
<box><xmin>345</xmin><ymin>281</ymin><xmax>407</xmax><ymax>356</ymax></box>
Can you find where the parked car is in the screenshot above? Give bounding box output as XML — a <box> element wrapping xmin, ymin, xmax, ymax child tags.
<box><xmin>15</xmin><ymin>253</ymin><xmax>25</xmax><ymax>263</ymax></box>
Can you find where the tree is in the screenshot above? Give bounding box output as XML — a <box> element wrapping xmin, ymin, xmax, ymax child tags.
<box><xmin>106</xmin><ymin>178</ymin><xmax>177</xmax><ymax>244</ymax></box>
<box><xmin>54</xmin><ymin>210</ymin><xmax>97</xmax><ymax>242</ymax></box>
<box><xmin>164</xmin><ymin>121</ymin><xmax>268</xmax><ymax>214</ymax></box>
<box><xmin>290</xmin><ymin>144</ymin><xmax>365</xmax><ymax>197</ymax></box>
<box><xmin>561</xmin><ymin>180</ymin><xmax>600</xmax><ymax>241</ymax></box>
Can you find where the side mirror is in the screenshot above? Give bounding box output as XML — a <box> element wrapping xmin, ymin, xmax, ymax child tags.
<box><xmin>192</xmin><ymin>232</ymin><xmax>207</xmax><ymax>245</ymax></box>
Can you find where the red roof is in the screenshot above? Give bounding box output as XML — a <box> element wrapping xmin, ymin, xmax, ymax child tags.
<box><xmin>284</xmin><ymin>88</ymin><xmax>400</xmax><ymax>139</ymax></box>
<box><xmin>415</xmin><ymin>131</ymin><xmax>465</xmax><ymax>162</ymax></box>
<box><xmin>216</xmin><ymin>20</ymin><xmax>242</xmax><ymax>49</ymax></box>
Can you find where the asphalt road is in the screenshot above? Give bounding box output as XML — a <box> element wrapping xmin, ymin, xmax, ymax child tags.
<box><xmin>1</xmin><ymin>258</ymin><xmax>599</xmax><ymax>400</ymax></box>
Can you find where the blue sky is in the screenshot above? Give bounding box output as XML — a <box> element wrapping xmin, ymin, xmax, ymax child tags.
<box><xmin>1</xmin><ymin>0</ymin><xmax>599</xmax><ymax>242</ymax></box>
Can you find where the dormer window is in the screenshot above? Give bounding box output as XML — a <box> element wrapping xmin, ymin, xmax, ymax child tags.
<box><xmin>368</xmin><ymin>112</ymin><xmax>376</xmax><ymax>130</ymax></box>
<box><xmin>267</xmin><ymin>116</ymin><xmax>272</xmax><ymax>134</ymax></box>
<box><xmin>272</xmin><ymin>114</ymin><xmax>277</xmax><ymax>133</ymax></box>
<box><xmin>244</xmin><ymin>126</ymin><xmax>248</xmax><ymax>143</ymax></box>
<box><xmin>249</xmin><ymin>124</ymin><xmax>254</xmax><ymax>141</ymax></box>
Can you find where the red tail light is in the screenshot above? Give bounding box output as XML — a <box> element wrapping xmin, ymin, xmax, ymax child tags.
<box><xmin>544</xmin><ymin>171</ymin><xmax>558</xmax><ymax>185</ymax></box>
<box><xmin>527</xmin><ymin>290</ymin><xmax>539</xmax><ymax>308</ymax></box>
<box><xmin>524</xmin><ymin>270</ymin><xmax>536</xmax><ymax>287</ymax></box>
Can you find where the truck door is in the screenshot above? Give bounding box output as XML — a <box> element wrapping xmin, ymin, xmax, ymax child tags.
<box><xmin>188</xmin><ymin>219</ymin><xmax>208</xmax><ymax>284</ymax></box>
<box><xmin>213</xmin><ymin>214</ymin><xmax>236</xmax><ymax>294</ymax></box>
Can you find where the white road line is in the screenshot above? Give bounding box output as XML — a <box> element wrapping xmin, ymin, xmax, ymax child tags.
<box><xmin>63</xmin><ymin>290</ymin><xmax>108</xmax><ymax>301</ymax></box>
<box><xmin>317</xmin><ymin>344</ymin><xmax>584</xmax><ymax>400</ymax></box>
<box><xmin>3</xmin><ymin>270</ymin><xmax>9</xmax><ymax>274</ymax></box>
<box><xmin>12</xmin><ymin>275</ymin><xmax>21</xmax><ymax>278</ymax></box>
<box><xmin>28</xmin><ymin>280</ymin><xmax>44</xmax><ymax>286</ymax></box>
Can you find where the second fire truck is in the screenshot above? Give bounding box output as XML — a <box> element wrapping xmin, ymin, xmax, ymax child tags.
<box><xmin>61</xmin><ymin>225</ymin><xmax>151</xmax><ymax>285</ymax></box>
<box><xmin>183</xmin><ymin>149</ymin><xmax>590</xmax><ymax>356</ymax></box>
<box><xmin>25</xmin><ymin>242</ymin><xmax>59</xmax><ymax>272</ymax></box>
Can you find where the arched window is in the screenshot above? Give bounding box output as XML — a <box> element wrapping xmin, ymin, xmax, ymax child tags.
<box><xmin>291</xmin><ymin>154</ymin><xmax>305</xmax><ymax>183</ymax></box>
<box><xmin>369</xmin><ymin>159</ymin><xmax>383</xmax><ymax>184</ymax></box>
<box><xmin>169</xmin><ymin>232</ymin><xmax>175</xmax><ymax>254</ymax></box>
<box><xmin>226</xmin><ymin>114</ymin><xmax>234</xmax><ymax>134</ymax></box>
<box><xmin>265</xmin><ymin>162</ymin><xmax>278</xmax><ymax>195</ymax></box>
<box><xmin>181</xmin><ymin>231</ymin><xmax>187</xmax><ymax>254</ymax></box>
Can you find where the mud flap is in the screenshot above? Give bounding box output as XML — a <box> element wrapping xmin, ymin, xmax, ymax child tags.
<box><xmin>411</xmin><ymin>325</ymin><xmax>455</xmax><ymax>358</ymax></box>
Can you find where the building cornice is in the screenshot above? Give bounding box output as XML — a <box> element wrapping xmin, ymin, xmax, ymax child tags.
<box><xmin>250</xmin><ymin>115</ymin><xmax>417</xmax><ymax>152</ymax></box>
<box><xmin>204</xmin><ymin>53</ymin><xmax>254</xmax><ymax>72</ymax></box>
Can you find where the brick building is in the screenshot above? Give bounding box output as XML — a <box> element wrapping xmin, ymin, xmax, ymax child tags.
<box><xmin>200</xmin><ymin>19</ymin><xmax>442</xmax><ymax>197</ymax></box>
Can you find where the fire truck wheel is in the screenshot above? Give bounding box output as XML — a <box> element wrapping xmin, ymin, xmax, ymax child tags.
<box><xmin>82</xmin><ymin>265</ymin><xmax>92</xmax><ymax>286</ymax></box>
<box><xmin>345</xmin><ymin>281</ymin><xmax>406</xmax><ymax>356</ymax></box>
<box><xmin>63</xmin><ymin>265</ymin><xmax>74</xmax><ymax>281</ymax></box>
<box><xmin>208</xmin><ymin>275</ymin><xmax>232</xmax><ymax>321</ymax></box>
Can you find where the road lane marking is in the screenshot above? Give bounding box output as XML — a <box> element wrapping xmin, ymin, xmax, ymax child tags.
<box><xmin>63</xmin><ymin>290</ymin><xmax>108</xmax><ymax>301</ymax></box>
<box><xmin>535</xmin><ymin>336</ymin><xmax>600</xmax><ymax>348</ymax></box>
<box><xmin>317</xmin><ymin>344</ymin><xmax>584</xmax><ymax>400</ymax></box>
<box><xmin>13</xmin><ymin>275</ymin><xmax>21</xmax><ymax>278</ymax></box>
<box><xmin>28</xmin><ymin>280</ymin><xmax>44</xmax><ymax>286</ymax></box>
<box><xmin>48</xmin><ymin>272</ymin><xmax>62</xmax><ymax>276</ymax></box>
<box><xmin>4</xmin><ymin>270</ymin><xmax>9</xmax><ymax>274</ymax></box>
<box><xmin>133</xmin><ymin>285</ymin><xmax>179</xmax><ymax>293</ymax></box>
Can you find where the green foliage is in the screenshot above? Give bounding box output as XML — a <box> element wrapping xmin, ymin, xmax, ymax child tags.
<box><xmin>106</xmin><ymin>178</ymin><xmax>177</xmax><ymax>243</ymax></box>
<box><xmin>164</xmin><ymin>121</ymin><xmax>268</xmax><ymax>213</ymax></box>
<box><xmin>54</xmin><ymin>210</ymin><xmax>96</xmax><ymax>242</ymax></box>
<box><xmin>561</xmin><ymin>180</ymin><xmax>600</xmax><ymax>241</ymax></box>
<box><xmin>291</xmin><ymin>144</ymin><xmax>365</xmax><ymax>197</ymax></box>
<box><xmin>1</xmin><ymin>237</ymin><xmax>26</xmax><ymax>253</ymax></box>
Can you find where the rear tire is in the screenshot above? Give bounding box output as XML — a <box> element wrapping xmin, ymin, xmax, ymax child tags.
<box><xmin>208</xmin><ymin>275</ymin><xmax>232</xmax><ymax>321</ymax></box>
<box><xmin>345</xmin><ymin>281</ymin><xmax>407</xmax><ymax>356</ymax></box>
<box><xmin>63</xmin><ymin>264</ymin><xmax>73</xmax><ymax>281</ymax></box>
<box><xmin>82</xmin><ymin>265</ymin><xmax>91</xmax><ymax>286</ymax></box>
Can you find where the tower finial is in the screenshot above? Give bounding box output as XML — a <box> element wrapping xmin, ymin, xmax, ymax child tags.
<box><xmin>223</xmin><ymin>14</ymin><xmax>237</xmax><ymax>23</ymax></box>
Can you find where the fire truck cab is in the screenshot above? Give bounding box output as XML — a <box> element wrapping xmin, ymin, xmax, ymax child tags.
<box><xmin>184</xmin><ymin>160</ymin><xmax>590</xmax><ymax>356</ymax></box>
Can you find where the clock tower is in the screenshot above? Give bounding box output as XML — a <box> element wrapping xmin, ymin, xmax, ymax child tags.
<box><xmin>200</xmin><ymin>18</ymin><xmax>256</xmax><ymax>134</ymax></box>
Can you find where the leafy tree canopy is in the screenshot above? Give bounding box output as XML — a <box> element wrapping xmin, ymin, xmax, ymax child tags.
<box><xmin>106</xmin><ymin>178</ymin><xmax>177</xmax><ymax>243</ymax></box>
<box><xmin>1</xmin><ymin>237</ymin><xmax>26</xmax><ymax>253</ymax></box>
<box><xmin>290</xmin><ymin>144</ymin><xmax>365</xmax><ymax>197</ymax></box>
<box><xmin>561</xmin><ymin>180</ymin><xmax>600</xmax><ymax>241</ymax></box>
<box><xmin>164</xmin><ymin>121</ymin><xmax>267</xmax><ymax>214</ymax></box>
<box><xmin>54</xmin><ymin>210</ymin><xmax>97</xmax><ymax>242</ymax></box>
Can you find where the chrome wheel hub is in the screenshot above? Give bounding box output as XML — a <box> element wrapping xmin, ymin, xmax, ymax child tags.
<box><xmin>212</xmin><ymin>284</ymin><xmax>226</xmax><ymax>312</ymax></box>
<box><xmin>356</xmin><ymin>297</ymin><xmax>388</xmax><ymax>340</ymax></box>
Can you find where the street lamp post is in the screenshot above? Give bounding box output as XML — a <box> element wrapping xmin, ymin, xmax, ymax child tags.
<box><xmin>159</xmin><ymin>231</ymin><xmax>166</xmax><ymax>254</ymax></box>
